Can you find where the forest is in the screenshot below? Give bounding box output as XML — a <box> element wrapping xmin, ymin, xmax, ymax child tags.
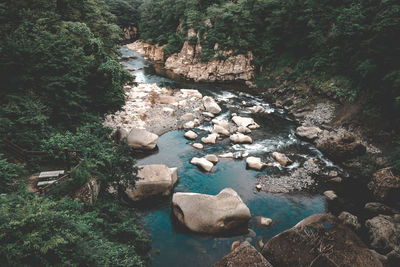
<box><xmin>0</xmin><ymin>0</ymin><xmax>399</xmax><ymax>266</ymax></box>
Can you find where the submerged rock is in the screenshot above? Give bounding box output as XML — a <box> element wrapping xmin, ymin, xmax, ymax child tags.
<box><xmin>214</xmin><ymin>241</ymin><xmax>272</xmax><ymax>267</ymax></box>
<box><xmin>190</xmin><ymin>157</ymin><xmax>214</xmax><ymax>172</ymax></box>
<box><xmin>172</xmin><ymin>188</ymin><xmax>251</xmax><ymax>234</ymax></box>
<box><xmin>127</xmin><ymin>128</ymin><xmax>158</xmax><ymax>150</ymax></box>
<box><xmin>271</xmin><ymin>152</ymin><xmax>292</xmax><ymax>166</ymax></box>
<box><xmin>261</xmin><ymin>213</ymin><xmax>383</xmax><ymax>267</ymax></box>
<box><xmin>246</xmin><ymin>157</ymin><xmax>265</xmax><ymax>171</ymax></box>
<box><xmin>205</xmin><ymin>154</ymin><xmax>219</xmax><ymax>164</ymax></box>
<box><xmin>125</xmin><ymin>164</ymin><xmax>178</xmax><ymax>201</ymax></box>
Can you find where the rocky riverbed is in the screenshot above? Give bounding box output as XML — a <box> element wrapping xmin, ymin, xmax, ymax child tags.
<box><xmin>105</xmin><ymin>45</ymin><xmax>400</xmax><ymax>266</ymax></box>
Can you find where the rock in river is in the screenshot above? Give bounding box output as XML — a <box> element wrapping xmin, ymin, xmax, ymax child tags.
<box><xmin>296</xmin><ymin>126</ymin><xmax>322</xmax><ymax>140</ymax></box>
<box><xmin>205</xmin><ymin>154</ymin><xmax>219</xmax><ymax>164</ymax></box>
<box><xmin>125</xmin><ymin>164</ymin><xmax>178</xmax><ymax>201</ymax></box>
<box><xmin>203</xmin><ymin>96</ymin><xmax>222</xmax><ymax>114</ymax></box>
<box><xmin>190</xmin><ymin>157</ymin><xmax>214</xmax><ymax>172</ymax></box>
<box><xmin>172</xmin><ymin>188</ymin><xmax>251</xmax><ymax>234</ymax></box>
<box><xmin>316</xmin><ymin>132</ymin><xmax>366</xmax><ymax>161</ymax></box>
<box><xmin>230</xmin><ymin>133</ymin><xmax>252</xmax><ymax>144</ymax></box>
<box><xmin>246</xmin><ymin>157</ymin><xmax>265</xmax><ymax>171</ymax></box>
<box><xmin>127</xmin><ymin>128</ymin><xmax>158</xmax><ymax>150</ymax></box>
<box><xmin>184</xmin><ymin>130</ymin><xmax>198</xmax><ymax>140</ymax></box>
<box><xmin>261</xmin><ymin>213</ymin><xmax>383</xmax><ymax>267</ymax></box>
<box><xmin>271</xmin><ymin>152</ymin><xmax>292</xmax><ymax>166</ymax></box>
<box><xmin>202</xmin><ymin>133</ymin><xmax>218</xmax><ymax>144</ymax></box>
<box><xmin>214</xmin><ymin>241</ymin><xmax>272</xmax><ymax>267</ymax></box>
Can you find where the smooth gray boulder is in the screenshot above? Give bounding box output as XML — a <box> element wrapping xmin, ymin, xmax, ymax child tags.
<box><xmin>184</xmin><ymin>130</ymin><xmax>198</xmax><ymax>140</ymax></box>
<box><xmin>201</xmin><ymin>133</ymin><xmax>218</xmax><ymax>144</ymax></box>
<box><xmin>271</xmin><ymin>152</ymin><xmax>292</xmax><ymax>166</ymax></box>
<box><xmin>230</xmin><ymin>133</ymin><xmax>252</xmax><ymax>144</ymax></box>
<box><xmin>212</xmin><ymin>119</ymin><xmax>230</xmax><ymax>130</ymax></box>
<box><xmin>190</xmin><ymin>157</ymin><xmax>214</xmax><ymax>172</ymax></box>
<box><xmin>172</xmin><ymin>188</ymin><xmax>251</xmax><ymax>234</ymax></box>
<box><xmin>232</xmin><ymin>116</ymin><xmax>256</xmax><ymax>128</ymax></box>
<box><xmin>125</xmin><ymin>164</ymin><xmax>178</xmax><ymax>201</ymax></box>
<box><xmin>214</xmin><ymin>241</ymin><xmax>272</xmax><ymax>267</ymax></box>
<box><xmin>237</xmin><ymin>126</ymin><xmax>251</xmax><ymax>134</ymax></box>
<box><xmin>127</xmin><ymin>128</ymin><xmax>158</xmax><ymax>150</ymax></box>
<box><xmin>246</xmin><ymin>157</ymin><xmax>265</xmax><ymax>171</ymax></box>
<box><xmin>213</xmin><ymin>125</ymin><xmax>230</xmax><ymax>136</ymax></box>
<box><xmin>203</xmin><ymin>96</ymin><xmax>222</xmax><ymax>114</ymax></box>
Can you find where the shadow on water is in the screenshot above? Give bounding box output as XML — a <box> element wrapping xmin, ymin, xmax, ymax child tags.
<box><xmin>120</xmin><ymin>47</ymin><xmax>328</xmax><ymax>266</ymax></box>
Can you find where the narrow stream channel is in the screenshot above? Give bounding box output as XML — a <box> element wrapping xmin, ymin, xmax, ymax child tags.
<box><xmin>120</xmin><ymin>47</ymin><xmax>340</xmax><ymax>266</ymax></box>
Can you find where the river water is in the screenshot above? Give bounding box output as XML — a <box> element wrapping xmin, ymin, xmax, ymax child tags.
<box><xmin>120</xmin><ymin>47</ymin><xmax>340</xmax><ymax>266</ymax></box>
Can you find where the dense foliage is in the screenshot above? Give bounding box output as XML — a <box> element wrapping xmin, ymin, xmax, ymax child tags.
<box><xmin>0</xmin><ymin>194</ymin><xmax>150</xmax><ymax>266</ymax></box>
<box><xmin>0</xmin><ymin>1</ymin><xmax>150</xmax><ymax>266</ymax></box>
<box><xmin>0</xmin><ymin>0</ymin><xmax>131</xmax><ymax>149</ymax></box>
<box><xmin>137</xmin><ymin>0</ymin><xmax>400</xmax><ymax>116</ymax></box>
<box><xmin>40</xmin><ymin>121</ymin><xmax>138</xmax><ymax>196</ymax></box>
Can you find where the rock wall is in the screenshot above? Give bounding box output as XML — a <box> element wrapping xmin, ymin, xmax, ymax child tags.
<box><xmin>122</xmin><ymin>26</ymin><xmax>138</xmax><ymax>41</ymax></box>
<box><xmin>126</xmin><ymin>40</ymin><xmax>165</xmax><ymax>62</ymax></box>
<box><xmin>127</xmin><ymin>29</ymin><xmax>254</xmax><ymax>82</ymax></box>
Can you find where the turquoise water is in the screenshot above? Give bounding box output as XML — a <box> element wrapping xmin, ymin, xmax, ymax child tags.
<box><xmin>121</xmin><ymin>47</ymin><xmax>328</xmax><ymax>266</ymax></box>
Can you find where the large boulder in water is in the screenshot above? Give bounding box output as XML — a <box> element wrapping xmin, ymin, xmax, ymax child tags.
<box><xmin>261</xmin><ymin>213</ymin><xmax>383</xmax><ymax>267</ymax></box>
<box><xmin>230</xmin><ymin>133</ymin><xmax>252</xmax><ymax>144</ymax></box>
<box><xmin>190</xmin><ymin>157</ymin><xmax>214</xmax><ymax>172</ymax></box>
<box><xmin>172</xmin><ymin>188</ymin><xmax>251</xmax><ymax>234</ymax></box>
<box><xmin>214</xmin><ymin>241</ymin><xmax>272</xmax><ymax>267</ymax></box>
<box><xmin>203</xmin><ymin>96</ymin><xmax>222</xmax><ymax>114</ymax></box>
<box><xmin>125</xmin><ymin>164</ymin><xmax>178</xmax><ymax>201</ymax></box>
<box><xmin>271</xmin><ymin>152</ymin><xmax>292</xmax><ymax>166</ymax></box>
<box><xmin>127</xmin><ymin>128</ymin><xmax>158</xmax><ymax>150</ymax></box>
<box><xmin>368</xmin><ymin>167</ymin><xmax>400</xmax><ymax>203</ymax></box>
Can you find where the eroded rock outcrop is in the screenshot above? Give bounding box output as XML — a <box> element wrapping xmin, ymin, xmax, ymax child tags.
<box><xmin>172</xmin><ymin>188</ymin><xmax>251</xmax><ymax>234</ymax></box>
<box><xmin>316</xmin><ymin>132</ymin><xmax>366</xmax><ymax>161</ymax></box>
<box><xmin>125</xmin><ymin>164</ymin><xmax>178</xmax><ymax>201</ymax></box>
<box><xmin>164</xmin><ymin>29</ymin><xmax>254</xmax><ymax>82</ymax></box>
<box><xmin>261</xmin><ymin>213</ymin><xmax>383</xmax><ymax>267</ymax></box>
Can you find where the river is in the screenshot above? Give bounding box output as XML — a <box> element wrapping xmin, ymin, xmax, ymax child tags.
<box><xmin>120</xmin><ymin>46</ymin><xmax>342</xmax><ymax>266</ymax></box>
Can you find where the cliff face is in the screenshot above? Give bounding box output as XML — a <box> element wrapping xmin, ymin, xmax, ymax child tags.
<box><xmin>122</xmin><ymin>26</ymin><xmax>138</xmax><ymax>41</ymax></box>
<box><xmin>164</xmin><ymin>29</ymin><xmax>254</xmax><ymax>82</ymax></box>
<box><xmin>126</xmin><ymin>40</ymin><xmax>165</xmax><ymax>62</ymax></box>
<box><xmin>127</xmin><ymin>29</ymin><xmax>254</xmax><ymax>82</ymax></box>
